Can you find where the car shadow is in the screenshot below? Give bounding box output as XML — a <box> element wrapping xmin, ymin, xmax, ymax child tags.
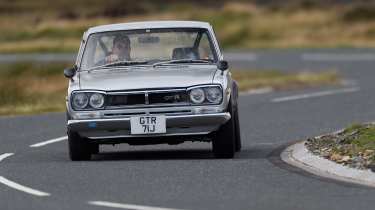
<box><xmin>91</xmin><ymin>143</ymin><xmax>279</xmax><ymax>161</ymax></box>
<box><xmin>92</xmin><ymin>149</ymin><xmax>213</xmax><ymax>161</ymax></box>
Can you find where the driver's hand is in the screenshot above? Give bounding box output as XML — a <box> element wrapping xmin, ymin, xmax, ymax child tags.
<box><xmin>105</xmin><ymin>54</ymin><xmax>119</xmax><ymax>63</ymax></box>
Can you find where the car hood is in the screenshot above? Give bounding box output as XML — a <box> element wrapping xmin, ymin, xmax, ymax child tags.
<box><xmin>79</xmin><ymin>65</ymin><xmax>218</xmax><ymax>91</ymax></box>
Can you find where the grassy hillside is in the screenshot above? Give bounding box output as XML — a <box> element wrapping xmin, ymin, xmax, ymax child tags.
<box><xmin>1</xmin><ymin>1</ymin><xmax>375</xmax><ymax>52</ymax></box>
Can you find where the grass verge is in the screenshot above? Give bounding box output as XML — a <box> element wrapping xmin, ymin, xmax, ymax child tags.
<box><xmin>3</xmin><ymin>2</ymin><xmax>375</xmax><ymax>52</ymax></box>
<box><xmin>0</xmin><ymin>63</ymin><xmax>68</xmax><ymax>116</ymax></box>
<box><xmin>0</xmin><ymin>63</ymin><xmax>340</xmax><ymax>116</ymax></box>
<box><xmin>306</xmin><ymin>124</ymin><xmax>375</xmax><ymax>170</ymax></box>
<box><xmin>232</xmin><ymin>70</ymin><xmax>339</xmax><ymax>92</ymax></box>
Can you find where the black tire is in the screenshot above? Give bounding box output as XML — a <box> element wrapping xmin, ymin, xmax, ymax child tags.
<box><xmin>234</xmin><ymin>104</ymin><xmax>242</xmax><ymax>152</ymax></box>
<box><xmin>212</xmin><ymin>100</ymin><xmax>236</xmax><ymax>158</ymax></box>
<box><xmin>68</xmin><ymin>129</ymin><xmax>91</xmax><ymax>161</ymax></box>
<box><xmin>90</xmin><ymin>143</ymin><xmax>99</xmax><ymax>155</ymax></box>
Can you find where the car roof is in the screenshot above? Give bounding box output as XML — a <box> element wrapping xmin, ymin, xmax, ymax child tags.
<box><xmin>85</xmin><ymin>21</ymin><xmax>212</xmax><ymax>37</ymax></box>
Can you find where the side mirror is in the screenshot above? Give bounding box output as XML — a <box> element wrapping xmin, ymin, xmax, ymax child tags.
<box><xmin>217</xmin><ymin>60</ymin><xmax>229</xmax><ymax>71</ymax></box>
<box><xmin>64</xmin><ymin>65</ymin><xmax>77</xmax><ymax>78</ymax></box>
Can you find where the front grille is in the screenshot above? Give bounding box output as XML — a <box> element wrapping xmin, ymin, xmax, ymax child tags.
<box><xmin>106</xmin><ymin>94</ymin><xmax>145</xmax><ymax>107</ymax></box>
<box><xmin>105</xmin><ymin>89</ymin><xmax>189</xmax><ymax>108</ymax></box>
<box><xmin>149</xmin><ymin>91</ymin><xmax>188</xmax><ymax>105</ymax></box>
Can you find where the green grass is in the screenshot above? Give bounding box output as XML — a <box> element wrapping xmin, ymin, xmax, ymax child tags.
<box><xmin>342</xmin><ymin>124</ymin><xmax>375</xmax><ymax>150</ymax></box>
<box><xmin>0</xmin><ymin>63</ymin><xmax>341</xmax><ymax>116</ymax></box>
<box><xmin>336</xmin><ymin>124</ymin><xmax>375</xmax><ymax>164</ymax></box>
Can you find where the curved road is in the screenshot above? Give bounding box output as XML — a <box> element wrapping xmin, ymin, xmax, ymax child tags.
<box><xmin>1</xmin><ymin>49</ymin><xmax>375</xmax><ymax>210</ymax></box>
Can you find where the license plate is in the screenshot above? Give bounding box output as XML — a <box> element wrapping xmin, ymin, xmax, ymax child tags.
<box><xmin>130</xmin><ymin>115</ymin><xmax>166</xmax><ymax>134</ymax></box>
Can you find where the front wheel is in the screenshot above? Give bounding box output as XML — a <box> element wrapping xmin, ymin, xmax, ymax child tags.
<box><xmin>212</xmin><ymin>101</ymin><xmax>236</xmax><ymax>158</ymax></box>
<box><xmin>68</xmin><ymin>129</ymin><xmax>92</xmax><ymax>161</ymax></box>
<box><xmin>234</xmin><ymin>104</ymin><xmax>242</xmax><ymax>152</ymax></box>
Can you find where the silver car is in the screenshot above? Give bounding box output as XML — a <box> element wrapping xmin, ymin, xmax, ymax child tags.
<box><xmin>64</xmin><ymin>21</ymin><xmax>241</xmax><ymax>160</ymax></box>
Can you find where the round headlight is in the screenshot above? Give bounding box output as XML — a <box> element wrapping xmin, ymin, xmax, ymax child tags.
<box><xmin>205</xmin><ymin>87</ymin><xmax>222</xmax><ymax>104</ymax></box>
<box><xmin>190</xmin><ymin>88</ymin><xmax>205</xmax><ymax>104</ymax></box>
<box><xmin>89</xmin><ymin>93</ymin><xmax>105</xmax><ymax>109</ymax></box>
<box><xmin>72</xmin><ymin>93</ymin><xmax>89</xmax><ymax>109</ymax></box>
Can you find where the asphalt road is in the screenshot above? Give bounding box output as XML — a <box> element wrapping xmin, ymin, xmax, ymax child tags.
<box><xmin>1</xmin><ymin>49</ymin><xmax>375</xmax><ymax>210</ymax></box>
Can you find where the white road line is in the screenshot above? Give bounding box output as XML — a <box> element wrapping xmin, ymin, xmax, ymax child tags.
<box><xmin>30</xmin><ymin>136</ymin><xmax>67</xmax><ymax>148</ymax></box>
<box><xmin>0</xmin><ymin>153</ymin><xmax>14</xmax><ymax>162</ymax></box>
<box><xmin>0</xmin><ymin>176</ymin><xmax>50</xmax><ymax>196</ymax></box>
<box><xmin>240</xmin><ymin>87</ymin><xmax>273</xmax><ymax>96</ymax></box>
<box><xmin>302</xmin><ymin>53</ymin><xmax>375</xmax><ymax>61</ymax></box>
<box><xmin>271</xmin><ymin>87</ymin><xmax>360</xmax><ymax>103</ymax></box>
<box><xmin>225</xmin><ymin>53</ymin><xmax>257</xmax><ymax>61</ymax></box>
<box><xmin>341</xmin><ymin>79</ymin><xmax>358</xmax><ymax>87</ymax></box>
<box><xmin>88</xmin><ymin>201</ymin><xmax>186</xmax><ymax>210</ymax></box>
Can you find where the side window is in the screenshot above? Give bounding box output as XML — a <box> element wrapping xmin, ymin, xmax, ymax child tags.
<box><xmin>198</xmin><ymin>33</ymin><xmax>214</xmax><ymax>60</ymax></box>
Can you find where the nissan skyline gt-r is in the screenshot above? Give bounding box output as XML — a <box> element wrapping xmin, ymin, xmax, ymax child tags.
<box><xmin>64</xmin><ymin>21</ymin><xmax>241</xmax><ymax>160</ymax></box>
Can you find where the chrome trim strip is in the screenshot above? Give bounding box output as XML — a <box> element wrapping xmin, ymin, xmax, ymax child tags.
<box><xmin>68</xmin><ymin>112</ymin><xmax>230</xmax><ymax>125</ymax></box>
<box><xmin>87</xmin><ymin>132</ymin><xmax>211</xmax><ymax>139</ymax></box>
<box><xmin>72</xmin><ymin>90</ymin><xmax>107</xmax><ymax>94</ymax></box>
<box><xmin>103</xmin><ymin>112</ymin><xmax>146</xmax><ymax>116</ymax></box>
<box><xmin>149</xmin><ymin>110</ymin><xmax>191</xmax><ymax>114</ymax></box>
<box><xmin>186</xmin><ymin>84</ymin><xmax>222</xmax><ymax>91</ymax></box>
<box><xmin>107</xmin><ymin>88</ymin><xmax>187</xmax><ymax>95</ymax></box>
<box><xmin>145</xmin><ymin>92</ymin><xmax>149</xmax><ymax>105</ymax></box>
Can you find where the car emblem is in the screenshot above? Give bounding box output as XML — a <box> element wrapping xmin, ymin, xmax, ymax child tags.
<box><xmin>164</xmin><ymin>94</ymin><xmax>180</xmax><ymax>102</ymax></box>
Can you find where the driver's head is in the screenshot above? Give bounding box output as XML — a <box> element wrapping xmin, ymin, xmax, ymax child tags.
<box><xmin>112</xmin><ymin>35</ymin><xmax>131</xmax><ymax>60</ymax></box>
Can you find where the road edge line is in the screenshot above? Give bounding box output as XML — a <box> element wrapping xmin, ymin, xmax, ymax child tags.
<box><xmin>271</xmin><ymin>87</ymin><xmax>360</xmax><ymax>103</ymax></box>
<box><xmin>0</xmin><ymin>176</ymin><xmax>50</xmax><ymax>197</ymax></box>
<box><xmin>239</xmin><ymin>87</ymin><xmax>273</xmax><ymax>96</ymax></box>
<box><xmin>0</xmin><ymin>153</ymin><xmax>14</xmax><ymax>162</ymax></box>
<box><xmin>0</xmin><ymin>153</ymin><xmax>51</xmax><ymax>197</ymax></box>
<box><xmin>88</xmin><ymin>200</ymin><xmax>186</xmax><ymax>210</ymax></box>
<box><xmin>30</xmin><ymin>136</ymin><xmax>67</xmax><ymax>148</ymax></box>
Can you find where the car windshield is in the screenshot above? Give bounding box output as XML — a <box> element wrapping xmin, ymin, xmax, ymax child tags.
<box><xmin>80</xmin><ymin>28</ymin><xmax>218</xmax><ymax>70</ymax></box>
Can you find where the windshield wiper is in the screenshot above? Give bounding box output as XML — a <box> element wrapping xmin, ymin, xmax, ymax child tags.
<box><xmin>83</xmin><ymin>60</ymin><xmax>149</xmax><ymax>72</ymax></box>
<box><xmin>153</xmin><ymin>59</ymin><xmax>213</xmax><ymax>67</ymax></box>
<box><xmin>103</xmin><ymin>60</ymin><xmax>149</xmax><ymax>67</ymax></box>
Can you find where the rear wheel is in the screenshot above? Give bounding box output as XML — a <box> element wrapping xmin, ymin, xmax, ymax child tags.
<box><xmin>212</xmin><ymin>100</ymin><xmax>236</xmax><ymax>158</ymax></box>
<box><xmin>68</xmin><ymin>129</ymin><xmax>92</xmax><ymax>161</ymax></box>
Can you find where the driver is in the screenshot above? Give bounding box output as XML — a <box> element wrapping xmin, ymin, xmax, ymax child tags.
<box><xmin>105</xmin><ymin>35</ymin><xmax>131</xmax><ymax>63</ymax></box>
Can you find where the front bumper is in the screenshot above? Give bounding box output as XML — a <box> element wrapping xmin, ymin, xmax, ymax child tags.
<box><xmin>67</xmin><ymin>112</ymin><xmax>231</xmax><ymax>139</ymax></box>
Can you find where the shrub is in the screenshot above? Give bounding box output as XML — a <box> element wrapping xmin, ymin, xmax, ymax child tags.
<box><xmin>342</xmin><ymin>5</ymin><xmax>375</xmax><ymax>22</ymax></box>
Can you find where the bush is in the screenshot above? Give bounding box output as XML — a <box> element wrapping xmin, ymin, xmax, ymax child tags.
<box><xmin>342</xmin><ymin>5</ymin><xmax>375</xmax><ymax>22</ymax></box>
